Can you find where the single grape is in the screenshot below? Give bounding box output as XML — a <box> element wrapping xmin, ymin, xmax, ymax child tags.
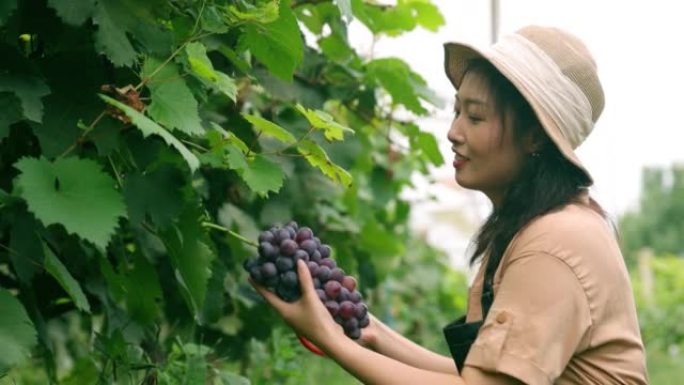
<box><xmin>358</xmin><ymin>313</ymin><xmax>370</xmax><ymax>328</ymax></box>
<box><xmin>313</xmin><ymin>237</ymin><xmax>321</xmax><ymax>246</ymax></box>
<box><xmin>316</xmin><ymin>289</ymin><xmax>327</xmax><ymax>302</ymax></box>
<box><xmin>276</xmin><ymin>228</ymin><xmax>291</xmax><ymax>243</ymax></box>
<box><xmin>280</xmin><ymin>239</ymin><xmax>298</xmax><ymax>256</ymax></box>
<box><xmin>294</xmin><ymin>249</ymin><xmax>309</xmax><ymax>263</ymax></box>
<box><xmin>320</xmin><ymin>258</ymin><xmax>336</xmax><ymax>269</ymax></box>
<box><xmin>343</xmin><ymin>317</ymin><xmax>359</xmax><ymax>332</ymax></box>
<box><xmin>285</xmin><ymin>226</ymin><xmax>296</xmax><ymax>239</ymax></box>
<box><xmin>346</xmin><ymin>327</ymin><xmax>361</xmax><ymax>340</ymax></box>
<box><xmin>348</xmin><ymin>290</ymin><xmax>362</xmax><ymax>303</ymax></box>
<box><xmin>260</xmin><ymin>262</ymin><xmax>278</xmax><ymax>278</ymax></box>
<box><xmin>300</xmin><ymin>239</ymin><xmax>317</xmax><ymax>255</ymax></box>
<box><xmin>281</xmin><ymin>270</ymin><xmax>299</xmax><ymax>288</ymax></box>
<box><xmin>286</xmin><ymin>220</ymin><xmax>299</xmax><ymax>231</ymax></box>
<box><xmin>277</xmin><ymin>285</ymin><xmax>300</xmax><ymax>302</ymax></box>
<box><xmin>307</xmin><ymin>261</ymin><xmax>320</xmax><ymax>276</ymax></box>
<box><xmin>354</xmin><ymin>303</ymin><xmax>368</xmax><ymax>319</ymax></box>
<box><xmin>258</xmin><ymin>242</ymin><xmax>278</xmax><ymax>260</ymax></box>
<box><xmin>258</xmin><ymin>231</ymin><xmax>275</xmax><ymax>244</ymax></box>
<box><xmin>316</xmin><ymin>265</ymin><xmax>331</xmax><ymax>281</ymax></box>
<box><xmin>325</xmin><ymin>301</ymin><xmax>340</xmax><ymax>316</ymax></box>
<box><xmin>318</xmin><ymin>244</ymin><xmax>331</xmax><ymax>259</ymax></box>
<box><xmin>275</xmin><ymin>256</ymin><xmax>294</xmax><ymax>272</ymax></box>
<box><xmin>249</xmin><ymin>266</ymin><xmax>263</xmax><ymax>283</ymax></box>
<box><xmin>310</xmin><ymin>250</ymin><xmax>322</xmax><ymax>263</ymax></box>
<box><xmin>313</xmin><ymin>277</ymin><xmax>322</xmax><ymax>289</ymax></box>
<box><xmin>243</xmin><ymin>256</ymin><xmax>259</xmax><ymax>271</ymax></box>
<box><xmin>324</xmin><ymin>280</ymin><xmax>342</xmax><ymax>299</ymax></box>
<box><xmin>338</xmin><ymin>287</ymin><xmax>350</xmax><ymax>302</ymax></box>
<box><xmin>295</xmin><ymin>227</ymin><xmax>314</xmax><ymax>243</ymax></box>
<box><xmin>329</xmin><ymin>267</ymin><xmax>345</xmax><ymax>282</ymax></box>
<box><xmin>338</xmin><ymin>301</ymin><xmax>355</xmax><ymax>320</ymax></box>
<box><xmin>341</xmin><ymin>276</ymin><xmax>357</xmax><ymax>291</ymax></box>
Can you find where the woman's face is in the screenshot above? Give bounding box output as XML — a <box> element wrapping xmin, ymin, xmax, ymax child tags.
<box><xmin>447</xmin><ymin>71</ymin><xmax>531</xmax><ymax>206</ymax></box>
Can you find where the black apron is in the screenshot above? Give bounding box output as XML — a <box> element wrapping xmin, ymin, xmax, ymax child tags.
<box><xmin>442</xmin><ymin>262</ymin><xmax>496</xmax><ymax>373</ymax></box>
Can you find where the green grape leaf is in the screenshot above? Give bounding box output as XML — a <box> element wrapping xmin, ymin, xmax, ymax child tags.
<box><xmin>0</xmin><ymin>289</ymin><xmax>37</xmax><ymax>372</ymax></box>
<box><xmin>240</xmin><ymin>155</ymin><xmax>285</xmax><ymax>197</ymax></box>
<box><xmin>318</xmin><ymin>33</ymin><xmax>354</xmax><ymax>62</ymax></box>
<box><xmin>0</xmin><ymin>92</ymin><xmax>22</xmax><ymax>141</ymax></box>
<box><xmin>43</xmin><ymin>244</ymin><xmax>91</xmax><ymax>312</ymax></box>
<box><xmin>295</xmin><ymin>104</ymin><xmax>354</xmax><ymax>142</ymax></box>
<box><xmin>226</xmin><ymin>1</ymin><xmax>279</xmax><ymax>23</ymax></box>
<box><xmin>142</xmin><ymin>57</ymin><xmax>204</xmax><ymax>136</ymax></box>
<box><xmin>297</xmin><ymin>140</ymin><xmax>352</xmax><ymax>187</ymax></box>
<box><xmin>9</xmin><ymin>210</ymin><xmax>44</xmax><ymax>284</ymax></box>
<box><xmin>208</xmin><ymin>123</ymin><xmax>249</xmax><ymax>154</ymax></box>
<box><xmin>14</xmin><ymin>156</ymin><xmax>126</xmax><ymax>249</ymax></box>
<box><xmin>0</xmin><ymin>74</ymin><xmax>51</xmax><ymax>123</ymax></box>
<box><xmin>124</xmin><ymin>253</ymin><xmax>162</xmax><ymax>324</ymax></box>
<box><xmin>0</xmin><ymin>0</ymin><xmax>17</xmax><ymax>26</ymax></box>
<box><xmin>200</xmin><ymin>5</ymin><xmax>229</xmax><ymax>33</ymax></box>
<box><xmin>352</xmin><ymin>0</ymin><xmax>415</xmax><ymax>36</ymax></box>
<box><xmin>99</xmin><ymin>94</ymin><xmax>200</xmax><ymax>172</ymax></box>
<box><xmin>367</xmin><ymin>58</ymin><xmax>426</xmax><ymax>114</ymax></box>
<box><xmin>48</xmin><ymin>0</ymin><xmax>96</xmax><ymax>26</ymax></box>
<box><xmin>239</xmin><ymin>0</ymin><xmax>303</xmax><ymax>81</ymax></box>
<box><xmin>242</xmin><ymin>114</ymin><xmax>296</xmax><ymax>144</ymax></box>
<box><xmin>225</xmin><ymin>145</ymin><xmax>248</xmax><ymax>171</ymax></box>
<box><xmin>99</xmin><ymin>257</ymin><xmax>125</xmax><ymax>302</ymax></box>
<box><xmin>161</xmin><ymin>207</ymin><xmax>215</xmax><ymax>321</ymax></box>
<box><xmin>185</xmin><ymin>42</ymin><xmax>237</xmax><ymax>101</ymax></box>
<box><xmin>407</xmin><ymin>1</ymin><xmax>445</xmax><ymax>32</ymax></box>
<box><xmin>123</xmin><ymin>165</ymin><xmax>185</xmax><ymax>228</ymax></box>
<box><xmin>93</xmin><ymin>0</ymin><xmax>137</xmax><ymax>67</ymax></box>
<box><xmin>415</xmin><ymin>131</ymin><xmax>444</xmax><ymax>166</ymax></box>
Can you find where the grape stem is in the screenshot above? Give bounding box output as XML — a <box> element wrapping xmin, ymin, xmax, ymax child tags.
<box><xmin>202</xmin><ymin>222</ymin><xmax>258</xmax><ymax>247</ymax></box>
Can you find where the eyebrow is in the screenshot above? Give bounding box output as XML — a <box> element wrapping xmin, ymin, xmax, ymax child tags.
<box><xmin>455</xmin><ymin>95</ymin><xmax>487</xmax><ymax>106</ymax></box>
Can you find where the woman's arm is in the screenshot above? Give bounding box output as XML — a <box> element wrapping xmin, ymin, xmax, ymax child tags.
<box><xmin>250</xmin><ymin>260</ymin><xmax>522</xmax><ymax>385</ymax></box>
<box><xmin>363</xmin><ymin>314</ymin><xmax>458</xmax><ymax>375</ymax></box>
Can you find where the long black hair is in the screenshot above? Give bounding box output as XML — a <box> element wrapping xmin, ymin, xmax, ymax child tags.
<box><xmin>464</xmin><ymin>59</ymin><xmax>607</xmax><ymax>273</ymax></box>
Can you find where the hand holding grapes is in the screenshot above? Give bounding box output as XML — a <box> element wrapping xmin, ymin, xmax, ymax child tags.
<box><xmin>249</xmin><ymin>259</ymin><xmax>346</xmax><ymax>348</ymax></box>
<box><xmin>245</xmin><ymin>222</ymin><xmax>373</xmax><ymax>354</ymax></box>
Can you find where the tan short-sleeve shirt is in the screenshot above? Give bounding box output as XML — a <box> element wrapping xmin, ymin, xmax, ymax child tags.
<box><xmin>464</xmin><ymin>202</ymin><xmax>648</xmax><ymax>384</ymax></box>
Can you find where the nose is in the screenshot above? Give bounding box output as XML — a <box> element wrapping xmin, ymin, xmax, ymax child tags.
<box><xmin>447</xmin><ymin>115</ymin><xmax>465</xmax><ymax>145</ymax></box>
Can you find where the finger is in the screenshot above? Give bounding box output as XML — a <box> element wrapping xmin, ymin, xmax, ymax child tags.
<box><xmin>296</xmin><ymin>259</ymin><xmax>316</xmax><ymax>297</ymax></box>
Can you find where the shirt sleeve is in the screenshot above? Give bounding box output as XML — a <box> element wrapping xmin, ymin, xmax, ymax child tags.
<box><xmin>464</xmin><ymin>252</ymin><xmax>592</xmax><ymax>385</ymax></box>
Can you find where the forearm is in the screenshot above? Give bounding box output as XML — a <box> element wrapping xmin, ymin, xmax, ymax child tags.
<box><xmin>324</xmin><ymin>332</ymin><xmax>463</xmax><ymax>385</ymax></box>
<box><xmin>369</xmin><ymin>315</ymin><xmax>458</xmax><ymax>375</ymax></box>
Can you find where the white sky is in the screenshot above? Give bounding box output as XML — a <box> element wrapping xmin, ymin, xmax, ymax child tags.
<box><xmin>347</xmin><ymin>0</ymin><xmax>684</xmax><ymax>268</ymax></box>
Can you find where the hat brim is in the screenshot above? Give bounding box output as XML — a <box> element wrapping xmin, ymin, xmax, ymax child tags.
<box><xmin>443</xmin><ymin>42</ymin><xmax>593</xmax><ymax>184</ymax></box>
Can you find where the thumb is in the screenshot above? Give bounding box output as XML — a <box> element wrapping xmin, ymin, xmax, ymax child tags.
<box><xmin>296</xmin><ymin>259</ymin><xmax>315</xmax><ymax>296</ymax></box>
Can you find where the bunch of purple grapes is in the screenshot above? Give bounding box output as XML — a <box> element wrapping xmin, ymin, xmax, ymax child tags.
<box><xmin>243</xmin><ymin>221</ymin><xmax>369</xmax><ymax>339</ymax></box>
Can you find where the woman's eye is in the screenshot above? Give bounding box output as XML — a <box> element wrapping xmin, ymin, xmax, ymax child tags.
<box><xmin>469</xmin><ymin>115</ymin><xmax>482</xmax><ymax>123</ymax></box>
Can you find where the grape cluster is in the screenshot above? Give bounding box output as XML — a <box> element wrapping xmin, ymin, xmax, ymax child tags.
<box><xmin>243</xmin><ymin>221</ymin><xmax>369</xmax><ymax>339</ymax></box>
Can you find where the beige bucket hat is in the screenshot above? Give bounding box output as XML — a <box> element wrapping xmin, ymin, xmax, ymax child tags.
<box><xmin>444</xmin><ymin>25</ymin><xmax>604</xmax><ymax>183</ymax></box>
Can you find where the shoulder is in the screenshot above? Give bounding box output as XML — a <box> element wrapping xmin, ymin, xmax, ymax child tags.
<box><xmin>506</xmin><ymin>203</ymin><xmax>617</xmax><ymax>259</ymax></box>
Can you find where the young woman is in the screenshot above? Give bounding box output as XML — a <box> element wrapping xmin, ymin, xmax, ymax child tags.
<box><xmin>251</xmin><ymin>25</ymin><xmax>648</xmax><ymax>384</ymax></box>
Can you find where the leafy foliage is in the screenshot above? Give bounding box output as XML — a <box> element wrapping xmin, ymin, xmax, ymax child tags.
<box><xmin>0</xmin><ymin>0</ymin><xmax>460</xmax><ymax>383</ymax></box>
<box><xmin>0</xmin><ymin>289</ymin><xmax>37</xmax><ymax>374</ymax></box>
<box><xmin>619</xmin><ymin>164</ymin><xmax>684</xmax><ymax>263</ymax></box>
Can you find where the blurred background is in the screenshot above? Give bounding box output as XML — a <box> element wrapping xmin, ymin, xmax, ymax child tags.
<box><xmin>1</xmin><ymin>1</ymin><xmax>682</xmax><ymax>384</ymax></box>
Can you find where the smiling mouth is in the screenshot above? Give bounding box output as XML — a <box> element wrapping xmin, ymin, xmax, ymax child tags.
<box><xmin>453</xmin><ymin>158</ymin><xmax>469</xmax><ymax>169</ymax></box>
